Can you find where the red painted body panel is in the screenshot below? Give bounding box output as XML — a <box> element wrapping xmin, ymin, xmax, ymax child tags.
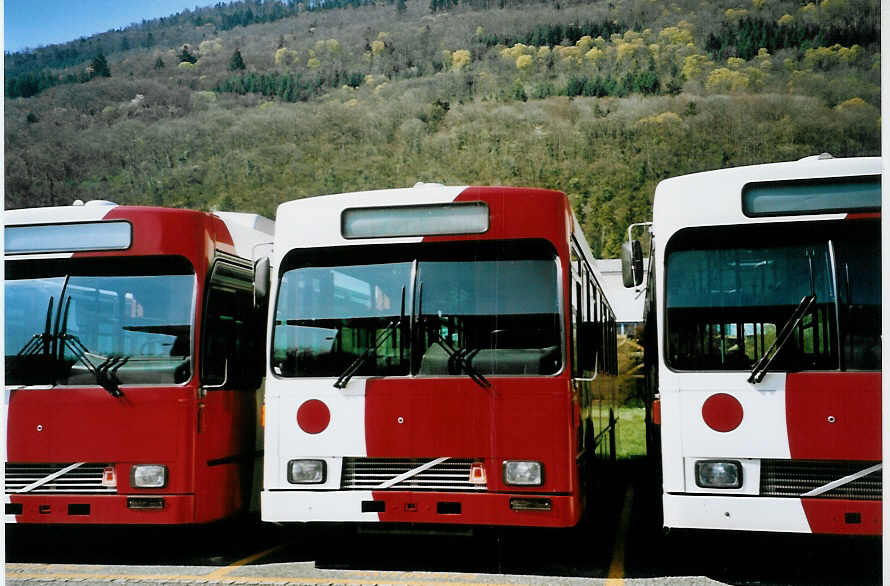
<box><xmin>7</xmin><ymin>206</ymin><xmax>255</xmax><ymax>525</ymax></box>
<box><xmin>364</xmin><ymin>377</ymin><xmax>575</xmax><ymax>494</ymax></box>
<box><xmin>7</xmin><ymin>388</ymin><xmax>195</xmax><ymax>494</ymax></box>
<box><xmin>801</xmin><ymin>499</ymin><xmax>881</xmax><ymax>535</ymax></box>
<box><xmin>7</xmin><ymin>494</ymin><xmax>196</xmax><ymax>525</ymax></box>
<box><xmin>785</xmin><ymin>372</ymin><xmax>881</xmax><ymax>461</ymax></box>
<box><xmin>370</xmin><ymin>491</ymin><xmax>580</xmax><ymax>527</ymax></box>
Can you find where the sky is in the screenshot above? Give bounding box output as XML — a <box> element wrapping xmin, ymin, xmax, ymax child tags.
<box><xmin>4</xmin><ymin>0</ymin><xmax>216</xmax><ymax>53</ymax></box>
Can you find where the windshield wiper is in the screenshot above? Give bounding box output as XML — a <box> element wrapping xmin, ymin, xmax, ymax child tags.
<box><xmin>17</xmin><ymin>296</ymin><xmax>56</xmax><ymax>357</ymax></box>
<box><xmin>748</xmin><ymin>294</ymin><xmax>816</xmax><ymax>384</ymax></box>
<box><xmin>433</xmin><ymin>334</ymin><xmax>491</xmax><ymax>389</ymax></box>
<box><xmin>416</xmin><ymin>281</ymin><xmax>490</xmax><ymax>389</ymax></box>
<box><xmin>333</xmin><ymin>286</ymin><xmax>405</xmax><ymax>389</ymax></box>
<box><xmin>58</xmin><ymin>297</ymin><xmax>126</xmax><ymax>397</ymax></box>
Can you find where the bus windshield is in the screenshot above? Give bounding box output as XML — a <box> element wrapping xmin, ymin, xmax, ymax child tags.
<box><xmin>272</xmin><ymin>240</ymin><xmax>562</xmax><ymax>379</ymax></box>
<box><xmin>5</xmin><ymin>257</ymin><xmax>195</xmax><ymax>387</ymax></box>
<box><xmin>665</xmin><ymin>221</ymin><xmax>879</xmax><ymax>372</ymax></box>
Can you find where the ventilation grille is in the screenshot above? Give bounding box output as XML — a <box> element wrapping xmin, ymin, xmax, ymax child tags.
<box><xmin>342</xmin><ymin>458</ymin><xmax>486</xmax><ymax>491</ymax></box>
<box><xmin>5</xmin><ymin>463</ymin><xmax>116</xmax><ymax>494</ymax></box>
<box><xmin>760</xmin><ymin>460</ymin><xmax>881</xmax><ymax>500</ymax></box>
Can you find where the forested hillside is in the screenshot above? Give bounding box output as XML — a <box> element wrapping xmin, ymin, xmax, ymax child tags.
<box><xmin>5</xmin><ymin>0</ymin><xmax>880</xmax><ymax>257</ymax></box>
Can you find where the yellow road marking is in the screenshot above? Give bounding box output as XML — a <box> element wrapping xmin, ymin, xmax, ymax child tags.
<box><xmin>605</xmin><ymin>485</ymin><xmax>634</xmax><ymax>586</ymax></box>
<box><xmin>6</xmin><ymin>571</ymin><xmax>522</xmax><ymax>585</ymax></box>
<box><xmin>205</xmin><ymin>543</ymin><xmax>288</xmax><ymax>580</ymax></box>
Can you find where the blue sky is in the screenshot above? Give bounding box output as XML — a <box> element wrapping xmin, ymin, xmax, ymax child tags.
<box><xmin>4</xmin><ymin>1</ymin><xmax>215</xmax><ymax>53</ymax></box>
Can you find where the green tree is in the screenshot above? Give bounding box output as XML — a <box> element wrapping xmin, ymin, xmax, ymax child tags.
<box><xmin>89</xmin><ymin>51</ymin><xmax>111</xmax><ymax>78</ymax></box>
<box><xmin>229</xmin><ymin>48</ymin><xmax>246</xmax><ymax>71</ymax></box>
<box><xmin>154</xmin><ymin>56</ymin><xmax>165</xmax><ymax>69</ymax></box>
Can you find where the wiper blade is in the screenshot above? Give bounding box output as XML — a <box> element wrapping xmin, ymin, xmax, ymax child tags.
<box><xmin>333</xmin><ymin>319</ymin><xmax>398</xmax><ymax>389</ymax></box>
<box><xmin>17</xmin><ymin>296</ymin><xmax>55</xmax><ymax>357</ymax></box>
<box><xmin>415</xmin><ymin>280</ymin><xmax>489</xmax><ymax>389</ymax></box>
<box><xmin>434</xmin><ymin>335</ymin><xmax>491</xmax><ymax>389</ymax></box>
<box><xmin>58</xmin><ymin>297</ymin><xmax>125</xmax><ymax>397</ymax></box>
<box><xmin>333</xmin><ymin>286</ymin><xmax>406</xmax><ymax>389</ymax></box>
<box><xmin>748</xmin><ymin>294</ymin><xmax>816</xmax><ymax>384</ymax></box>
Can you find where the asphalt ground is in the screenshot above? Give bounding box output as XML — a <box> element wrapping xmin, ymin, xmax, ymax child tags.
<box><xmin>5</xmin><ymin>459</ymin><xmax>882</xmax><ymax>586</ymax></box>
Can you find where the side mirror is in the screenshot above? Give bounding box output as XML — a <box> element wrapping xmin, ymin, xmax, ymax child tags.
<box><xmin>620</xmin><ymin>240</ymin><xmax>644</xmax><ymax>288</ymax></box>
<box><xmin>254</xmin><ymin>257</ymin><xmax>271</xmax><ymax>309</ymax></box>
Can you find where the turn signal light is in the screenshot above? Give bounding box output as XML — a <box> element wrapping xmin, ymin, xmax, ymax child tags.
<box><xmin>469</xmin><ymin>462</ymin><xmax>486</xmax><ymax>484</ymax></box>
<box><xmin>101</xmin><ymin>466</ymin><xmax>117</xmax><ymax>487</ymax></box>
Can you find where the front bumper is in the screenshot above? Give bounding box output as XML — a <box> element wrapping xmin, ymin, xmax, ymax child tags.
<box><xmin>262</xmin><ymin>489</ymin><xmax>580</xmax><ymax>527</ymax></box>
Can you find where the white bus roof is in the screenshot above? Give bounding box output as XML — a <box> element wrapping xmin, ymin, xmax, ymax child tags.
<box><xmin>652</xmin><ymin>156</ymin><xmax>880</xmax><ymax>241</ymax></box>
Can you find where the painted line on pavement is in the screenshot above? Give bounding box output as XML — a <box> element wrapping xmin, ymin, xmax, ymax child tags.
<box><xmin>605</xmin><ymin>485</ymin><xmax>634</xmax><ymax>586</ymax></box>
<box><xmin>205</xmin><ymin>543</ymin><xmax>288</xmax><ymax>580</ymax></box>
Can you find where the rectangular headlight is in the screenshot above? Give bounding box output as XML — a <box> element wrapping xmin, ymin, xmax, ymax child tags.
<box><xmin>131</xmin><ymin>464</ymin><xmax>167</xmax><ymax>488</ymax></box>
<box><xmin>503</xmin><ymin>460</ymin><xmax>543</xmax><ymax>486</ymax></box>
<box><xmin>287</xmin><ymin>459</ymin><xmax>326</xmax><ymax>484</ymax></box>
<box><xmin>695</xmin><ymin>460</ymin><xmax>742</xmax><ymax>489</ymax></box>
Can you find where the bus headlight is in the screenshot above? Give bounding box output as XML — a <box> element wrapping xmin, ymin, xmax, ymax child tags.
<box><xmin>287</xmin><ymin>459</ymin><xmax>326</xmax><ymax>484</ymax></box>
<box><xmin>695</xmin><ymin>460</ymin><xmax>742</xmax><ymax>489</ymax></box>
<box><xmin>503</xmin><ymin>461</ymin><xmax>543</xmax><ymax>486</ymax></box>
<box><xmin>131</xmin><ymin>465</ymin><xmax>167</xmax><ymax>488</ymax></box>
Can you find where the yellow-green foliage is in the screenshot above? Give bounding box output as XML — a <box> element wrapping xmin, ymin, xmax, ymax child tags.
<box><xmin>199</xmin><ymin>39</ymin><xmax>223</xmax><ymax>55</ymax></box>
<box><xmin>452</xmin><ymin>49</ymin><xmax>471</xmax><ymax>70</ymax></box>
<box><xmin>834</xmin><ymin>96</ymin><xmax>868</xmax><ymax>111</ymax></box>
<box><xmin>584</xmin><ymin>47</ymin><xmax>604</xmax><ymax>64</ymax></box>
<box><xmin>706</xmin><ymin>67</ymin><xmax>749</xmax><ymax>91</ymax></box>
<box><xmin>178</xmin><ymin>61</ymin><xmax>197</xmax><ymax>71</ymax></box>
<box><xmin>274</xmin><ymin>47</ymin><xmax>300</xmax><ymax>66</ymax></box>
<box><xmin>777</xmin><ymin>13</ymin><xmax>794</xmax><ymax>25</ymax></box>
<box><xmin>725</xmin><ymin>8</ymin><xmax>750</xmax><ymax>19</ymax></box>
<box><xmin>371</xmin><ymin>40</ymin><xmax>385</xmax><ymax>56</ymax></box>
<box><xmin>555</xmin><ymin>45</ymin><xmax>582</xmax><ymax>64</ymax></box>
<box><xmin>681</xmin><ymin>54</ymin><xmax>712</xmax><ymax>80</ymax></box>
<box><xmin>803</xmin><ymin>44</ymin><xmax>864</xmax><ymax>70</ymax></box>
<box><xmin>307</xmin><ymin>57</ymin><xmax>320</xmax><ymax>69</ymax></box>
<box><xmin>501</xmin><ymin>43</ymin><xmax>533</xmax><ymax>59</ymax></box>
<box><xmin>636</xmin><ymin>111</ymin><xmax>683</xmax><ymax>126</ymax></box>
<box><xmin>515</xmin><ymin>54</ymin><xmax>533</xmax><ymax>71</ymax></box>
<box><xmin>659</xmin><ymin>25</ymin><xmax>693</xmax><ymax>45</ymax></box>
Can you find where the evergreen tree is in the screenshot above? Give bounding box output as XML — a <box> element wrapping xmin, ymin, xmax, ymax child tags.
<box><xmin>397</xmin><ymin>0</ymin><xmax>407</xmax><ymax>14</ymax></box>
<box><xmin>229</xmin><ymin>49</ymin><xmax>246</xmax><ymax>71</ymax></box>
<box><xmin>89</xmin><ymin>51</ymin><xmax>111</xmax><ymax>79</ymax></box>
<box><xmin>155</xmin><ymin>56</ymin><xmax>165</xmax><ymax>69</ymax></box>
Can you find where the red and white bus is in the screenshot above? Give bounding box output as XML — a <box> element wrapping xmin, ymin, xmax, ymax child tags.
<box><xmin>4</xmin><ymin>201</ymin><xmax>273</xmax><ymax>525</ymax></box>
<box><xmin>622</xmin><ymin>155</ymin><xmax>881</xmax><ymax>535</ymax></box>
<box><xmin>262</xmin><ymin>184</ymin><xmax>618</xmax><ymax>527</ymax></box>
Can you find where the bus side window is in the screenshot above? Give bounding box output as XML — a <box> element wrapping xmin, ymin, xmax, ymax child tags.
<box><xmin>202</xmin><ymin>266</ymin><xmax>261</xmax><ymax>390</ymax></box>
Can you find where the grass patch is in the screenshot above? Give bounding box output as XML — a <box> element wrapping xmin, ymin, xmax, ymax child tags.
<box><xmin>616</xmin><ymin>406</ymin><xmax>646</xmax><ymax>459</ymax></box>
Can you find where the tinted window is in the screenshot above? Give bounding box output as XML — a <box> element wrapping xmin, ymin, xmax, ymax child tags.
<box><xmin>272</xmin><ymin>240</ymin><xmax>562</xmax><ymax>378</ymax></box>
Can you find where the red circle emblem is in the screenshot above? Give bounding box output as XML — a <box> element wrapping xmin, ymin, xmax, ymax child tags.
<box><xmin>297</xmin><ymin>399</ymin><xmax>331</xmax><ymax>434</ymax></box>
<box><xmin>702</xmin><ymin>393</ymin><xmax>744</xmax><ymax>432</ymax></box>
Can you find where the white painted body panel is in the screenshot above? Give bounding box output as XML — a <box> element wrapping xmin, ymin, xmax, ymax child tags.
<box><xmin>263</xmin><ymin>378</ymin><xmax>369</xmax><ymax>490</ymax></box>
<box><xmin>272</xmin><ymin>185</ymin><xmax>466</xmax><ymax>266</ymax></box>
<box><xmin>262</xmin><ymin>488</ymin><xmax>377</xmax><ymax>522</ymax></box>
<box><xmin>664</xmin><ymin>494</ymin><xmax>811</xmax><ymax>533</ymax></box>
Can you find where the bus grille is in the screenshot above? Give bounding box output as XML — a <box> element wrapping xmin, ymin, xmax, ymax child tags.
<box><xmin>760</xmin><ymin>460</ymin><xmax>881</xmax><ymax>500</ymax></box>
<box><xmin>342</xmin><ymin>458</ymin><xmax>487</xmax><ymax>491</ymax></box>
<box><xmin>5</xmin><ymin>463</ymin><xmax>116</xmax><ymax>494</ymax></box>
